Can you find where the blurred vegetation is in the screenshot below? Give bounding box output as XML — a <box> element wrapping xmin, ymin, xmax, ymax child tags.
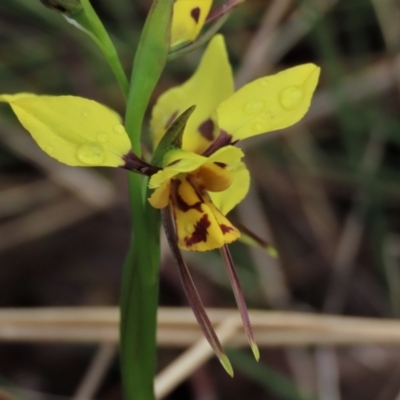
<box><xmin>1</xmin><ymin>0</ymin><xmax>400</xmax><ymax>399</ymax></box>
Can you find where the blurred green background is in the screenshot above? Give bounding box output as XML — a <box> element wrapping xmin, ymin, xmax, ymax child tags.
<box><xmin>1</xmin><ymin>0</ymin><xmax>400</xmax><ymax>399</ymax></box>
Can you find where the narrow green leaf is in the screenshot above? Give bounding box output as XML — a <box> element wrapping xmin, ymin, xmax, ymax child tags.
<box><xmin>120</xmin><ymin>179</ymin><xmax>161</xmax><ymax>400</ymax></box>
<box><xmin>152</xmin><ymin>106</ymin><xmax>196</xmax><ymax>167</ymax></box>
<box><xmin>125</xmin><ymin>0</ymin><xmax>175</xmax><ymax>154</ymax></box>
<box><xmin>120</xmin><ymin>1</ymin><xmax>174</xmax><ymax>400</ymax></box>
<box><xmin>62</xmin><ymin>0</ymin><xmax>129</xmax><ymax>97</ymax></box>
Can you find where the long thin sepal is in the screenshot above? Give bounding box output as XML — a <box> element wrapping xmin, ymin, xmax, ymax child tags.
<box><xmin>220</xmin><ymin>245</ymin><xmax>260</xmax><ymax>361</ymax></box>
<box><xmin>232</xmin><ymin>219</ymin><xmax>278</xmax><ymax>259</ymax></box>
<box><xmin>162</xmin><ymin>206</ymin><xmax>234</xmax><ymax>376</ymax></box>
<box><xmin>206</xmin><ymin>0</ymin><xmax>245</xmax><ymax>23</ymax></box>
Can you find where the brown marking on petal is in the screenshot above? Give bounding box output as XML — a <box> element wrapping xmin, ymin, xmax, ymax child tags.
<box><xmin>191</xmin><ymin>7</ymin><xmax>201</xmax><ymax>23</ymax></box>
<box><xmin>202</xmin><ymin>130</ymin><xmax>234</xmax><ymax>157</ymax></box>
<box><xmin>171</xmin><ymin>179</ymin><xmax>203</xmax><ymax>212</ymax></box>
<box><xmin>220</xmin><ymin>224</ymin><xmax>234</xmax><ymax>234</ymax></box>
<box><xmin>167</xmin><ymin>159</ymin><xmax>181</xmax><ymax>167</ymax></box>
<box><xmin>198</xmin><ymin>119</ymin><xmax>215</xmax><ymax>141</ymax></box>
<box><xmin>52</xmin><ymin>5</ymin><xmax>67</xmax><ymax>11</ymax></box>
<box><xmin>122</xmin><ymin>150</ymin><xmax>161</xmax><ymax>175</ymax></box>
<box><xmin>165</xmin><ymin>111</ymin><xmax>179</xmax><ymax>129</ymax></box>
<box><xmin>214</xmin><ymin>161</ymin><xmax>227</xmax><ymax>169</ymax></box>
<box><xmin>185</xmin><ymin>214</ymin><xmax>210</xmax><ymax>246</ymax></box>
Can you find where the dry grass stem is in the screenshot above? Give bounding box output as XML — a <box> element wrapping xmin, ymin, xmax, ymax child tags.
<box><xmin>258</xmin><ymin>0</ymin><xmax>338</xmax><ymax>74</ymax></box>
<box><xmin>1</xmin><ymin>308</ymin><xmax>400</xmax><ymax>346</ymax></box>
<box><xmin>0</xmin><ymin>179</ymin><xmax>61</xmax><ymax>219</ymax></box>
<box><xmin>235</xmin><ymin>0</ymin><xmax>293</xmax><ymax>87</ymax></box>
<box><xmin>73</xmin><ymin>344</ymin><xmax>117</xmax><ymax>400</ymax></box>
<box><xmin>324</xmin><ymin>135</ymin><xmax>385</xmax><ymax>313</ymax></box>
<box><xmin>0</xmin><ymin>197</ymin><xmax>111</xmax><ymax>253</ymax></box>
<box><xmin>237</xmin><ymin>185</ymin><xmax>290</xmax><ymax>308</ymax></box>
<box><xmin>0</xmin><ymin>121</ymin><xmax>115</xmax><ymax>209</ymax></box>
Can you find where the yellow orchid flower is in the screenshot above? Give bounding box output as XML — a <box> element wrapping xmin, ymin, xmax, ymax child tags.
<box><xmin>149</xmin><ymin>34</ymin><xmax>320</xmax><ymax>252</ymax></box>
<box><xmin>147</xmin><ymin>34</ymin><xmax>319</xmax><ymax>364</ymax></box>
<box><xmin>171</xmin><ymin>0</ymin><xmax>212</xmax><ymax>46</ymax></box>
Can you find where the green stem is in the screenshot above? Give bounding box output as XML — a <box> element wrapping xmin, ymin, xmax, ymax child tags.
<box><xmin>120</xmin><ymin>173</ymin><xmax>161</xmax><ymax>400</ymax></box>
<box><xmin>120</xmin><ymin>1</ymin><xmax>174</xmax><ymax>399</ymax></box>
<box><xmin>75</xmin><ymin>0</ymin><xmax>129</xmax><ymax>98</ymax></box>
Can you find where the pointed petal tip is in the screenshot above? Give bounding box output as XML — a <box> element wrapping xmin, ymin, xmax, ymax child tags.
<box><xmin>220</xmin><ymin>354</ymin><xmax>234</xmax><ymax>377</ymax></box>
<box><xmin>251</xmin><ymin>342</ymin><xmax>260</xmax><ymax>361</ymax></box>
<box><xmin>267</xmin><ymin>246</ymin><xmax>279</xmax><ymax>259</ymax></box>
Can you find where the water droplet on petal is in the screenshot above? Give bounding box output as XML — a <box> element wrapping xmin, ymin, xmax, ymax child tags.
<box><xmin>279</xmin><ymin>86</ymin><xmax>303</xmax><ymax>110</ymax></box>
<box><xmin>244</xmin><ymin>101</ymin><xmax>265</xmax><ymax>114</ymax></box>
<box><xmin>45</xmin><ymin>145</ymin><xmax>54</xmax><ymax>154</ymax></box>
<box><xmin>96</xmin><ymin>133</ymin><xmax>108</xmax><ymax>143</ymax></box>
<box><xmin>185</xmin><ymin>223</ymin><xmax>193</xmax><ymax>234</ymax></box>
<box><xmin>251</xmin><ymin>122</ymin><xmax>267</xmax><ymax>132</ymax></box>
<box><xmin>114</xmin><ymin>124</ymin><xmax>125</xmax><ymax>134</ymax></box>
<box><xmin>76</xmin><ymin>143</ymin><xmax>105</xmax><ymax>165</ymax></box>
<box><xmin>82</xmin><ymin>110</ymin><xmax>90</xmax><ymax>117</ymax></box>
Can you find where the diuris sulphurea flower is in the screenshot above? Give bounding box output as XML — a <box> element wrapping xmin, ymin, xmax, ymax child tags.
<box><xmin>149</xmin><ymin>34</ymin><xmax>320</xmax><ymax>252</ymax></box>
<box><xmin>0</xmin><ymin>34</ymin><xmax>319</xmax><ymax>375</ymax></box>
<box><xmin>147</xmin><ymin>34</ymin><xmax>319</xmax><ymax>368</ymax></box>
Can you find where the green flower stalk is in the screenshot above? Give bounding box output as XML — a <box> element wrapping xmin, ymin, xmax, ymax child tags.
<box><xmin>41</xmin><ymin>0</ymin><xmax>130</xmax><ymax>98</ymax></box>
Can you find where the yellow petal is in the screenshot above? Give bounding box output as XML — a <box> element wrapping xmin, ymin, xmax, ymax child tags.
<box><xmin>151</xmin><ymin>35</ymin><xmax>234</xmax><ymax>154</ymax></box>
<box><xmin>197</xmin><ymin>162</ymin><xmax>233</xmax><ymax>192</ymax></box>
<box><xmin>0</xmin><ymin>94</ymin><xmax>131</xmax><ymax>167</ymax></box>
<box><xmin>148</xmin><ymin>180</ymin><xmax>171</xmax><ymax>209</ymax></box>
<box><xmin>193</xmin><ymin>145</ymin><xmax>242</xmax><ymax>192</ymax></box>
<box><xmin>203</xmin><ymin>191</ymin><xmax>240</xmax><ymax>245</ymax></box>
<box><xmin>163</xmin><ymin>148</ymin><xmax>205</xmax><ymax>168</ymax></box>
<box><xmin>0</xmin><ymin>93</ymin><xmax>35</xmax><ymax>102</ymax></box>
<box><xmin>171</xmin><ymin>177</ymin><xmax>239</xmax><ymax>251</ymax></box>
<box><xmin>209</xmin><ymin>161</ymin><xmax>250</xmax><ymax>215</ymax></box>
<box><xmin>148</xmin><ymin>149</ymin><xmax>206</xmax><ymax>188</ymax></box>
<box><xmin>207</xmin><ymin>145</ymin><xmax>244</xmax><ymax>168</ymax></box>
<box><xmin>171</xmin><ymin>0</ymin><xmax>212</xmax><ymax>46</ymax></box>
<box><xmin>216</xmin><ymin>64</ymin><xmax>320</xmax><ymax>141</ymax></box>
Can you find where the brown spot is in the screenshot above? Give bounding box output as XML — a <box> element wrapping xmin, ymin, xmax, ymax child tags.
<box><xmin>191</xmin><ymin>7</ymin><xmax>201</xmax><ymax>23</ymax></box>
<box><xmin>185</xmin><ymin>214</ymin><xmax>210</xmax><ymax>246</ymax></box>
<box><xmin>122</xmin><ymin>150</ymin><xmax>161</xmax><ymax>175</ymax></box>
<box><xmin>171</xmin><ymin>179</ymin><xmax>203</xmax><ymax>212</ymax></box>
<box><xmin>165</xmin><ymin>111</ymin><xmax>178</xmax><ymax>129</ymax></box>
<box><xmin>214</xmin><ymin>162</ymin><xmax>227</xmax><ymax>169</ymax></box>
<box><xmin>167</xmin><ymin>159</ymin><xmax>181</xmax><ymax>167</ymax></box>
<box><xmin>198</xmin><ymin>119</ymin><xmax>215</xmax><ymax>141</ymax></box>
<box><xmin>220</xmin><ymin>224</ymin><xmax>233</xmax><ymax>234</ymax></box>
<box><xmin>202</xmin><ymin>130</ymin><xmax>234</xmax><ymax>157</ymax></box>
